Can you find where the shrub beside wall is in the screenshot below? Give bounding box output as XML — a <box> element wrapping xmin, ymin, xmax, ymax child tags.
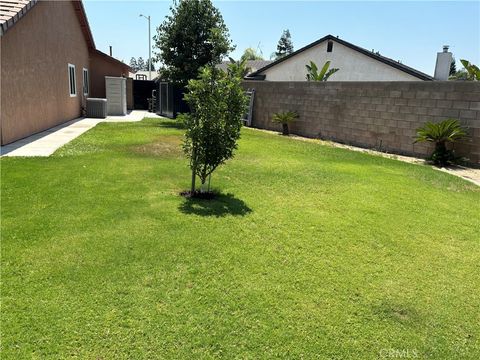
<box><xmin>243</xmin><ymin>81</ymin><xmax>480</xmax><ymax>165</ymax></box>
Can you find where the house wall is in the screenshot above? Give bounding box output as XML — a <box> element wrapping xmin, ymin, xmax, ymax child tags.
<box><xmin>244</xmin><ymin>81</ymin><xmax>480</xmax><ymax>164</ymax></box>
<box><xmin>0</xmin><ymin>1</ymin><xmax>90</xmax><ymax>145</ymax></box>
<box><xmin>261</xmin><ymin>40</ymin><xmax>423</xmax><ymax>82</ymax></box>
<box><xmin>89</xmin><ymin>51</ymin><xmax>129</xmax><ymax>98</ymax></box>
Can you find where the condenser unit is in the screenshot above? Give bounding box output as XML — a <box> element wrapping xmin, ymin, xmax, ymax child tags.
<box><xmin>86</xmin><ymin>98</ymin><xmax>107</xmax><ymax>118</ymax></box>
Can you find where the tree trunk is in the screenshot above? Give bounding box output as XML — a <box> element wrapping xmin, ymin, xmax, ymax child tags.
<box><xmin>191</xmin><ymin>167</ymin><xmax>196</xmax><ymax>193</ymax></box>
<box><xmin>282</xmin><ymin>123</ymin><xmax>289</xmax><ymax>136</ymax></box>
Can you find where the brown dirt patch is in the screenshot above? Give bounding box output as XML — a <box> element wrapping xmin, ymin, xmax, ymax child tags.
<box><xmin>131</xmin><ymin>136</ymin><xmax>183</xmax><ymax>158</ymax></box>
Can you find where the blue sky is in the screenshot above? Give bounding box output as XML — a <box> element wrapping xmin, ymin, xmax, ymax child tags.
<box><xmin>83</xmin><ymin>1</ymin><xmax>480</xmax><ymax>75</ymax></box>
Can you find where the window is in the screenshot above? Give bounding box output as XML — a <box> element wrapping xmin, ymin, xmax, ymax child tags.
<box><xmin>327</xmin><ymin>41</ymin><xmax>333</xmax><ymax>53</ymax></box>
<box><xmin>68</xmin><ymin>64</ymin><xmax>76</xmax><ymax>97</ymax></box>
<box><xmin>83</xmin><ymin>68</ymin><xmax>89</xmax><ymax>96</ymax></box>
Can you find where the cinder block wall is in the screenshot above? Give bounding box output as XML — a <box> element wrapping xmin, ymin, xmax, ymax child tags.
<box><xmin>243</xmin><ymin>81</ymin><xmax>480</xmax><ymax>165</ymax></box>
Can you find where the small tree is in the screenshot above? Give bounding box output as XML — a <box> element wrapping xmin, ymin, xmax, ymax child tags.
<box><xmin>414</xmin><ymin>118</ymin><xmax>467</xmax><ymax>166</ymax></box>
<box><xmin>180</xmin><ymin>66</ymin><xmax>247</xmax><ymax>194</ymax></box>
<box><xmin>272</xmin><ymin>111</ymin><xmax>299</xmax><ymax>135</ymax></box>
<box><xmin>129</xmin><ymin>57</ymin><xmax>138</xmax><ymax>71</ymax></box>
<box><xmin>154</xmin><ymin>0</ymin><xmax>233</xmax><ymax>87</ymax></box>
<box><xmin>275</xmin><ymin>29</ymin><xmax>294</xmax><ymax>59</ymax></box>
<box><xmin>449</xmin><ymin>58</ymin><xmax>456</xmax><ymax>76</ymax></box>
<box><xmin>306</xmin><ymin>61</ymin><xmax>339</xmax><ymax>81</ymax></box>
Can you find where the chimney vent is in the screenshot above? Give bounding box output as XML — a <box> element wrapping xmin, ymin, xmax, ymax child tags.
<box><xmin>434</xmin><ymin>45</ymin><xmax>453</xmax><ymax>80</ymax></box>
<box><xmin>109</xmin><ymin>46</ymin><xmax>112</xmax><ymax>56</ymax></box>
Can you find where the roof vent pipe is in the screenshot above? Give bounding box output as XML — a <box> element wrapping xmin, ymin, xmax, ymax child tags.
<box><xmin>109</xmin><ymin>46</ymin><xmax>112</xmax><ymax>56</ymax></box>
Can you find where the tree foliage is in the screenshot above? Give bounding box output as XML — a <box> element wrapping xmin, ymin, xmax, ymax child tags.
<box><xmin>449</xmin><ymin>58</ymin><xmax>456</xmax><ymax>76</ymax></box>
<box><xmin>129</xmin><ymin>57</ymin><xmax>138</xmax><ymax>71</ymax></box>
<box><xmin>460</xmin><ymin>59</ymin><xmax>480</xmax><ymax>80</ymax></box>
<box><xmin>137</xmin><ymin>57</ymin><xmax>146</xmax><ymax>71</ymax></box>
<box><xmin>449</xmin><ymin>59</ymin><xmax>480</xmax><ymax>81</ymax></box>
<box><xmin>129</xmin><ymin>57</ymin><xmax>155</xmax><ymax>71</ymax></box>
<box><xmin>228</xmin><ymin>57</ymin><xmax>251</xmax><ymax>78</ymax></box>
<box><xmin>306</xmin><ymin>61</ymin><xmax>339</xmax><ymax>81</ymax></box>
<box><xmin>275</xmin><ymin>29</ymin><xmax>294</xmax><ymax>59</ymax></box>
<box><xmin>180</xmin><ymin>67</ymin><xmax>247</xmax><ymax>193</ymax></box>
<box><xmin>154</xmin><ymin>0</ymin><xmax>233</xmax><ymax>86</ymax></box>
<box><xmin>414</xmin><ymin>118</ymin><xmax>467</xmax><ymax>166</ymax></box>
<box><xmin>241</xmin><ymin>47</ymin><xmax>264</xmax><ymax>61</ymax></box>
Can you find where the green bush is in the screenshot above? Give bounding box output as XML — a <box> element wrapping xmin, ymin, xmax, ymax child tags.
<box><xmin>414</xmin><ymin>118</ymin><xmax>467</xmax><ymax>166</ymax></box>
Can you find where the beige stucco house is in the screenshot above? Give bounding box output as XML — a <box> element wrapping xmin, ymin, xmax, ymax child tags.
<box><xmin>0</xmin><ymin>0</ymin><xmax>131</xmax><ymax>145</ymax></box>
<box><xmin>248</xmin><ymin>35</ymin><xmax>433</xmax><ymax>82</ymax></box>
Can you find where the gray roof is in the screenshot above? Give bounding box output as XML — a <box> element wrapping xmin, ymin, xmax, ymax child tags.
<box><xmin>216</xmin><ymin>60</ymin><xmax>273</xmax><ymax>75</ymax></box>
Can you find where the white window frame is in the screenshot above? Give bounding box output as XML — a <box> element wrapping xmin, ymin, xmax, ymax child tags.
<box><xmin>68</xmin><ymin>63</ymin><xmax>76</xmax><ymax>97</ymax></box>
<box><xmin>82</xmin><ymin>68</ymin><xmax>89</xmax><ymax>96</ymax></box>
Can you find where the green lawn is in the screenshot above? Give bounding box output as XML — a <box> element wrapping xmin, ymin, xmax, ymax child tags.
<box><xmin>1</xmin><ymin>118</ymin><xmax>479</xmax><ymax>359</ymax></box>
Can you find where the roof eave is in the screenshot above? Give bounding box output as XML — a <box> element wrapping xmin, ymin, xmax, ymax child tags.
<box><xmin>92</xmin><ymin>49</ymin><xmax>132</xmax><ymax>71</ymax></box>
<box><xmin>251</xmin><ymin>34</ymin><xmax>433</xmax><ymax>81</ymax></box>
<box><xmin>0</xmin><ymin>0</ymin><xmax>38</xmax><ymax>36</ymax></box>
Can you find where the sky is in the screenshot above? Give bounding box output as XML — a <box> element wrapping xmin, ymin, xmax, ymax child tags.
<box><xmin>83</xmin><ymin>1</ymin><xmax>480</xmax><ymax>76</ymax></box>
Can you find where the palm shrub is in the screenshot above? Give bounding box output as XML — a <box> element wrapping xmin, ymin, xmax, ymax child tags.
<box><xmin>306</xmin><ymin>61</ymin><xmax>339</xmax><ymax>81</ymax></box>
<box><xmin>272</xmin><ymin>111</ymin><xmax>299</xmax><ymax>135</ymax></box>
<box><xmin>460</xmin><ymin>59</ymin><xmax>480</xmax><ymax>80</ymax></box>
<box><xmin>414</xmin><ymin>118</ymin><xmax>467</xmax><ymax>166</ymax></box>
<box><xmin>180</xmin><ymin>66</ymin><xmax>247</xmax><ymax>195</ymax></box>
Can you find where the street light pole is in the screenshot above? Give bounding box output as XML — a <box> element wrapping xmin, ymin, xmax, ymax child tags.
<box><xmin>139</xmin><ymin>14</ymin><xmax>152</xmax><ymax>80</ymax></box>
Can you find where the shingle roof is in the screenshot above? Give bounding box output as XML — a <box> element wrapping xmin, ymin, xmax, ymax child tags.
<box><xmin>0</xmin><ymin>0</ymin><xmax>37</xmax><ymax>35</ymax></box>
<box><xmin>249</xmin><ymin>34</ymin><xmax>433</xmax><ymax>81</ymax></box>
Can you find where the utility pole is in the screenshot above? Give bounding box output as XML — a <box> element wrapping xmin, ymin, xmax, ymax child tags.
<box><xmin>139</xmin><ymin>14</ymin><xmax>152</xmax><ymax>80</ymax></box>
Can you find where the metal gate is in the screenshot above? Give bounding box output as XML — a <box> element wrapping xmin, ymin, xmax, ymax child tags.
<box><xmin>157</xmin><ymin>82</ymin><xmax>189</xmax><ymax>118</ymax></box>
<box><xmin>133</xmin><ymin>80</ymin><xmax>156</xmax><ymax>110</ymax></box>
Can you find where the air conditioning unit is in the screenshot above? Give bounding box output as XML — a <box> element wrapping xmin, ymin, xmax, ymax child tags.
<box><xmin>86</xmin><ymin>98</ymin><xmax>107</xmax><ymax>118</ymax></box>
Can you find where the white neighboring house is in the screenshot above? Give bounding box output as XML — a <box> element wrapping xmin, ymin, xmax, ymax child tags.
<box><xmin>247</xmin><ymin>35</ymin><xmax>433</xmax><ymax>81</ymax></box>
<box><xmin>129</xmin><ymin>70</ymin><xmax>159</xmax><ymax>81</ymax></box>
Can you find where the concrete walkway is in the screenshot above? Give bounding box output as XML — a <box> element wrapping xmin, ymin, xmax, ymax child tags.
<box><xmin>1</xmin><ymin>110</ymin><xmax>162</xmax><ymax>157</ymax></box>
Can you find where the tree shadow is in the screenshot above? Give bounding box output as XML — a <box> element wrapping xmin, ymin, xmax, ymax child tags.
<box><xmin>158</xmin><ymin>121</ymin><xmax>185</xmax><ymax>129</ymax></box>
<box><xmin>179</xmin><ymin>193</ymin><xmax>252</xmax><ymax>217</ymax></box>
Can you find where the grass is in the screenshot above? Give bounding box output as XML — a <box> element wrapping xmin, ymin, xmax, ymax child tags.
<box><xmin>1</xmin><ymin>118</ymin><xmax>479</xmax><ymax>359</ymax></box>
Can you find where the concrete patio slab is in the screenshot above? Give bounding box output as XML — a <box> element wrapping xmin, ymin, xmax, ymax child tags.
<box><xmin>1</xmin><ymin>110</ymin><xmax>163</xmax><ymax>157</ymax></box>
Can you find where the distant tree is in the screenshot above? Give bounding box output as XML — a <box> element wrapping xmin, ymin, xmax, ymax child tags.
<box><xmin>275</xmin><ymin>29</ymin><xmax>294</xmax><ymax>59</ymax></box>
<box><xmin>449</xmin><ymin>58</ymin><xmax>456</xmax><ymax>76</ymax></box>
<box><xmin>129</xmin><ymin>57</ymin><xmax>138</xmax><ymax>71</ymax></box>
<box><xmin>148</xmin><ymin>62</ymin><xmax>156</xmax><ymax>71</ymax></box>
<box><xmin>137</xmin><ymin>57</ymin><xmax>146</xmax><ymax>71</ymax></box>
<box><xmin>241</xmin><ymin>47</ymin><xmax>264</xmax><ymax>61</ymax></box>
<box><xmin>154</xmin><ymin>0</ymin><xmax>233</xmax><ymax>87</ymax></box>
